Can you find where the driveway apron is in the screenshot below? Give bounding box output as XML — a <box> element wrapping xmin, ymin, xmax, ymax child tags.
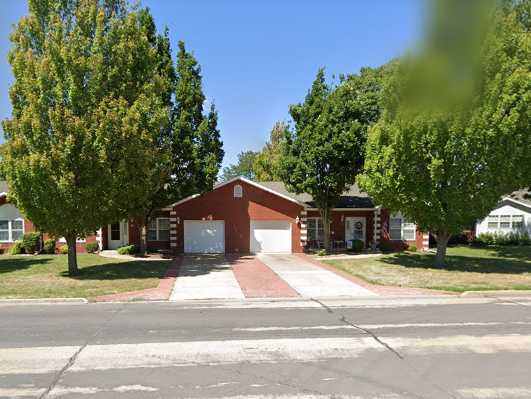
<box><xmin>170</xmin><ymin>255</ymin><xmax>245</xmax><ymax>300</ymax></box>
<box><xmin>258</xmin><ymin>254</ymin><xmax>377</xmax><ymax>298</ymax></box>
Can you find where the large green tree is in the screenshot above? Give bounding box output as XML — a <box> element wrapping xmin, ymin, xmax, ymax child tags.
<box><xmin>281</xmin><ymin>67</ymin><xmax>386</xmax><ymax>251</ymax></box>
<box><xmin>168</xmin><ymin>41</ymin><xmax>224</xmax><ymax>198</ymax></box>
<box><xmin>360</xmin><ymin>0</ymin><xmax>530</xmax><ymax>267</ymax></box>
<box><xmin>2</xmin><ymin>0</ymin><xmax>170</xmax><ymax>274</ymax></box>
<box><xmin>253</xmin><ymin>121</ymin><xmax>289</xmax><ymax>181</ymax></box>
<box><xmin>134</xmin><ymin>38</ymin><xmax>224</xmax><ymax>253</ymax></box>
<box><xmin>221</xmin><ymin>150</ymin><xmax>259</xmax><ymax>182</ymax></box>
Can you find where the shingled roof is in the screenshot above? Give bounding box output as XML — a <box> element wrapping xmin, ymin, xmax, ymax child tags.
<box><xmin>258</xmin><ymin>181</ymin><xmax>375</xmax><ymax>209</ymax></box>
<box><xmin>505</xmin><ymin>189</ymin><xmax>531</xmax><ymax>208</ymax></box>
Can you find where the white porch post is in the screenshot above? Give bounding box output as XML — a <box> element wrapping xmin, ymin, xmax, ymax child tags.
<box><xmin>96</xmin><ymin>228</ymin><xmax>103</xmax><ymax>251</ymax></box>
<box><xmin>422</xmin><ymin>233</ymin><xmax>430</xmax><ymax>251</ymax></box>
<box><xmin>373</xmin><ymin>207</ymin><xmax>382</xmax><ymax>250</ymax></box>
<box><xmin>299</xmin><ymin>210</ymin><xmax>307</xmax><ymax>248</ymax></box>
<box><xmin>170</xmin><ymin>211</ymin><xmax>177</xmax><ymax>252</ymax></box>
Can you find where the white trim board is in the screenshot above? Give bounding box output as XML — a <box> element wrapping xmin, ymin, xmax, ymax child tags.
<box><xmin>170</xmin><ymin>177</ymin><xmax>306</xmax><ymax>208</ymax></box>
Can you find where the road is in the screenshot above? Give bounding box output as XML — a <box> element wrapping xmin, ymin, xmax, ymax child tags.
<box><xmin>1</xmin><ymin>296</ymin><xmax>531</xmax><ymax>399</ymax></box>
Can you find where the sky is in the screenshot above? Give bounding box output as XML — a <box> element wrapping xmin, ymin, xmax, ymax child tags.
<box><xmin>0</xmin><ymin>0</ymin><xmax>423</xmax><ymax>169</ymax></box>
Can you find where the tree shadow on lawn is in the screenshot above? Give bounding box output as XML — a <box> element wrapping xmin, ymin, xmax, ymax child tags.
<box><xmin>0</xmin><ymin>256</ymin><xmax>53</xmax><ymax>274</ymax></box>
<box><xmin>491</xmin><ymin>246</ymin><xmax>531</xmax><ymax>262</ymax></box>
<box><xmin>382</xmin><ymin>252</ymin><xmax>531</xmax><ymax>274</ymax></box>
<box><xmin>60</xmin><ymin>260</ymin><xmax>169</xmax><ymax>280</ymax></box>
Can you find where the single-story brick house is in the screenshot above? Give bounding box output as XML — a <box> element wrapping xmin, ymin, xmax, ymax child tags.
<box><xmin>475</xmin><ymin>189</ymin><xmax>531</xmax><ymax>237</ymax></box>
<box><xmin>0</xmin><ymin>177</ymin><xmax>428</xmax><ymax>254</ymax></box>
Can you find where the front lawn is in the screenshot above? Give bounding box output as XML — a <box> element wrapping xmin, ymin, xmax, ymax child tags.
<box><xmin>0</xmin><ymin>254</ymin><xmax>170</xmax><ymax>300</ymax></box>
<box><xmin>323</xmin><ymin>246</ymin><xmax>531</xmax><ymax>292</ymax></box>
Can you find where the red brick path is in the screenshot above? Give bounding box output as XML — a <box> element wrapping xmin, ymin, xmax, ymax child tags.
<box><xmin>228</xmin><ymin>255</ymin><xmax>299</xmax><ymax>298</ymax></box>
<box><xmin>95</xmin><ymin>256</ymin><xmax>182</xmax><ymax>302</ymax></box>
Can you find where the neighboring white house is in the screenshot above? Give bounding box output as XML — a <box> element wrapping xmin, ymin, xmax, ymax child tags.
<box><xmin>476</xmin><ymin>190</ymin><xmax>531</xmax><ymax>236</ymax></box>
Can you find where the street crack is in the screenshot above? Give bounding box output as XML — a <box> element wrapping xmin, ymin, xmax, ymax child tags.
<box><xmin>311</xmin><ymin>298</ymin><xmax>403</xmax><ymax>359</ymax></box>
<box><xmin>39</xmin><ymin>304</ymin><xmax>126</xmax><ymax>399</ymax></box>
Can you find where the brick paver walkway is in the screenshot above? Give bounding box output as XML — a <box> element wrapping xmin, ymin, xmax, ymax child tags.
<box><xmin>228</xmin><ymin>255</ymin><xmax>299</xmax><ymax>298</ymax></box>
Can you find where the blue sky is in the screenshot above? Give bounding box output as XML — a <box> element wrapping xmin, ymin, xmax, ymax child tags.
<box><xmin>0</xmin><ymin>0</ymin><xmax>423</xmax><ymax>168</ymax></box>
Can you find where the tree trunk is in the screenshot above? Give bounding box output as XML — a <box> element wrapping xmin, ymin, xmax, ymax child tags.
<box><xmin>434</xmin><ymin>231</ymin><xmax>450</xmax><ymax>268</ymax></box>
<box><xmin>139</xmin><ymin>216</ymin><xmax>148</xmax><ymax>256</ymax></box>
<box><xmin>66</xmin><ymin>235</ymin><xmax>78</xmax><ymax>276</ymax></box>
<box><xmin>320</xmin><ymin>208</ymin><xmax>332</xmax><ymax>252</ymax></box>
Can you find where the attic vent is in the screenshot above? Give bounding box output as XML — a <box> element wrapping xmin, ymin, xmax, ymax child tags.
<box><xmin>234</xmin><ymin>184</ymin><xmax>243</xmax><ymax>198</ymax></box>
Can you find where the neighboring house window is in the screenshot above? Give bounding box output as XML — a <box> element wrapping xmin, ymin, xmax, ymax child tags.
<box><xmin>234</xmin><ymin>184</ymin><xmax>243</xmax><ymax>198</ymax></box>
<box><xmin>389</xmin><ymin>214</ymin><xmax>416</xmax><ymax>240</ymax></box>
<box><xmin>0</xmin><ymin>218</ymin><xmax>24</xmax><ymax>242</ymax></box>
<box><xmin>307</xmin><ymin>217</ymin><xmax>324</xmax><ymax>242</ymax></box>
<box><xmin>486</xmin><ymin>214</ymin><xmax>524</xmax><ymax>230</ymax></box>
<box><xmin>148</xmin><ymin>218</ymin><xmax>170</xmax><ymax>241</ymax></box>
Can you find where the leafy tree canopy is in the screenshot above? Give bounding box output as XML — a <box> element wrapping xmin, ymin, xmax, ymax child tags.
<box><xmin>360</xmin><ymin>0</ymin><xmax>530</xmax><ymax>266</ymax></box>
<box><xmin>221</xmin><ymin>150</ymin><xmax>259</xmax><ymax>182</ymax></box>
<box><xmin>2</xmin><ymin>0</ymin><xmax>172</xmax><ymax>273</ymax></box>
<box><xmin>280</xmin><ymin>66</ymin><xmax>388</xmax><ymax>250</ymax></box>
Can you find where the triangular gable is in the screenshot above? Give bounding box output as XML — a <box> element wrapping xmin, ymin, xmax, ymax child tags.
<box><xmin>170</xmin><ymin>177</ymin><xmax>306</xmax><ymax>208</ymax></box>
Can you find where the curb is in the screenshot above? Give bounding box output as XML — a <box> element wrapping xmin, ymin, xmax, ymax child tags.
<box><xmin>0</xmin><ymin>298</ymin><xmax>88</xmax><ymax>304</ymax></box>
<box><xmin>461</xmin><ymin>290</ymin><xmax>531</xmax><ymax>298</ymax></box>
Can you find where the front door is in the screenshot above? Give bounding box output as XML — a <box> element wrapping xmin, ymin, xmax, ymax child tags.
<box><xmin>108</xmin><ymin>220</ymin><xmax>128</xmax><ymax>249</ymax></box>
<box><xmin>345</xmin><ymin>217</ymin><xmax>366</xmax><ymax>246</ymax></box>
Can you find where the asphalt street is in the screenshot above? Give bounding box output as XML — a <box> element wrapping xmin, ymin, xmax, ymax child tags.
<box><xmin>1</xmin><ymin>296</ymin><xmax>531</xmax><ymax>399</ymax></box>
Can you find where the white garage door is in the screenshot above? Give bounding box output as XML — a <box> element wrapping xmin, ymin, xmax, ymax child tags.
<box><xmin>184</xmin><ymin>220</ymin><xmax>225</xmax><ymax>253</ymax></box>
<box><xmin>250</xmin><ymin>220</ymin><xmax>292</xmax><ymax>254</ymax></box>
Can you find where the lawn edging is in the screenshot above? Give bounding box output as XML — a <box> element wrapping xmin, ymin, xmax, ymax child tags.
<box><xmin>461</xmin><ymin>290</ymin><xmax>531</xmax><ymax>298</ymax></box>
<box><xmin>0</xmin><ymin>298</ymin><xmax>88</xmax><ymax>304</ymax></box>
<box><xmin>94</xmin><ymin>256</ymin><xmax>182</xmax><ymax>302</ymax></box>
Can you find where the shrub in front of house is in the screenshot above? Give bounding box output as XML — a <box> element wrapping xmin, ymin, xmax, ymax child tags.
<box><xmin>85</xmin><ymin>242</ymin><xmax>99</xmax><ymax>254</ymax></box>
<box><xmin>22</xmin><ymin>232</ymin><xmax>41</xmax><ymax>254</ymax></box>
<box><xmin>378</xmin><ymin>241</ymin><xmax>394</xmax><ymax>253</ymax></box>
<box><xmin>474</xmin><ymin>232</ymin><xmax>530</xmax><ymax>246</ymax></box>
<box><xmin>117</xmin><ymin>245</ymin><xmax>137</xmax><ymax>255</ymax></box>
<box><xmin>9</xmin><ymin>240</ymin><xmax>24</xmax><ymax>255</ymax></box>
<box><xmin>470</xmin><ymin>237</ymin><xmax>487</xmax><ymax>247</ymax></box>
<box><xmin>59</xmin><ymin>245</ymin><xmax>69</xmax><ymax>254</ymax></box>
<box><xmin>408</xmin><ymin>245</ymin><xmax>417</xmax><ymax>252</ymax></box>
<box><xmin>43</xmin><ymin>239</ymin><xmax>56</xmax><ymax>254</ymax></box>
<box><xmin>348</xmin><ymin>239</ymin><xmax>364</xmax><ymax>253</ymax></box>
<box><xmin>316</xmin><ymin>249</ymin><xmax>327</xmax><ymax>256</ymax></box>
<box><xmin>448</xmin><ymin>233</ymin><xmax>469</xmax><ymax>246</ymax></box>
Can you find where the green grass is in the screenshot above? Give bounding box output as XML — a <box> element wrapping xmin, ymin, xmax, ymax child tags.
<box><xmin>0</xmin><ymin>254</ymin><xmax>170</xmax><ymax>300</ymax></box>
<box><xmin>323</xmin><ymin>246</ymin><xmax>531</xmax><ymax>292</ymax></box>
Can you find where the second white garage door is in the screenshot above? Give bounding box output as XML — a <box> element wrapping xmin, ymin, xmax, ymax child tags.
<box><xmin>184</xmin><ymin>220</ymin><xmax>225</xmax><ymax>253</ymax></box>
<box><xmin>250</xmin><ymin>220</ymin><xmax>292</xmax><ymax>254</ymax></box>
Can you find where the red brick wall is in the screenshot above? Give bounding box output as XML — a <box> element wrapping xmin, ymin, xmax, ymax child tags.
<box><xmin>380</xmin><ymin>209</ymin><xmax>425</xmax><ymax>251</ymax></box>
<box><xmin>173</xmin><ymin>180</ymin><xmax>304</xmax><ymax>254</ymax></box>
<box><xmin>306</xmin><ymin>210</ymin><xmax>375</xmax><ymax>248</ymax></box>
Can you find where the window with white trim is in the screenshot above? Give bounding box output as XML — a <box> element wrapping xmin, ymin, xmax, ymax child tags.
<box><xmin>486</xmin><ymin>214</ymin><xmax>525</xmax><ymax>230</ymax></box>
<box><xmin>148</xmin><ymin>217</ymin><xmax>170</xmax><ymax>241</ymax></box>
<box><xmin>389</xmin><ymin>214</ymin><xmax>416</xmax><ymax>240</ymax></box>
<box><xmin>0</xmin><ymin>218</ymin><xmax>24</xmax><ymax>242</ymax></box>
<box><xmin>307</xmin><ymin>217</ymin><xmax>324</xmax><ymax>242</ymax></box>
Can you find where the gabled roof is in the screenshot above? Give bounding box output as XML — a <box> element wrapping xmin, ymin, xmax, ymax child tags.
<box><xmin>171</xmin><ymin>177</ymin><xmax>375</xmax><ymax>209</ymax></box>
<box><xmin>499</xmin><ymin>188</ymin><xmax>531</xmax><ymax>211</ymax></box>
<box><xmin>258</xmin><ymin>181</ymin><xmax>375</xmax><ymax>209</ymax></box>
<box><xmin>171</xmin><ymin>177</ymin><xmax>307</xmax><ymax>208</ymax></box>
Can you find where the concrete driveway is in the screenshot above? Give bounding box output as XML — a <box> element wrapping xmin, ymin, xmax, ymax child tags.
<box><xmin>258</xmin><ymin>254</ymin><xmax>376</xmax><ymax>298</ymax></box>
<box><xmin>170</xmin><ymin>253</ymin><xmax>376</xmax><ymax>301</ymax></box>
<box><xmin>170</xmin><ymin>255</ymin><xmax>245</xmax><ymax>300</ymax></box>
